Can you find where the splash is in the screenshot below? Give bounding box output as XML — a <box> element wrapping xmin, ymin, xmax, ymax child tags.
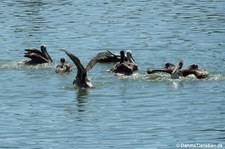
<box><xmin>0</xmin><ymin>60</ymin><xmax>55</xmax><ymax>70</ymax></box>
<box><xmin>109</xmin><ymin>71</ymin><xmax>225</xmax><ymax>82</ymax></box>
<box><xmin>115</xmin><ymin>72</ymin><xmax>144</xmax><ymax>80</ymax></box>
<box><xmin>207</xmin><ymin>73</ymin><xmax>225</xmax><ymax>81</ymax></box>
<box><xmin>146</xmin><ymin>73</ymin><xmax>225</xmax><ymax>81</ymax></box>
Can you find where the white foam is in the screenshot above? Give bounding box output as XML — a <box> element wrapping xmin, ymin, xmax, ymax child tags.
<box><xmin>0</xmin><ymin>60</ymin><xmax>55</xmax><ymax>70</ymax></box>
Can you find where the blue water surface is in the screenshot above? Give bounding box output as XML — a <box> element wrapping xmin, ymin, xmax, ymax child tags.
<box><xmin>0</xmin><ymin>0</ymin><xmax>225</xmax><ymax>148</ymax></box>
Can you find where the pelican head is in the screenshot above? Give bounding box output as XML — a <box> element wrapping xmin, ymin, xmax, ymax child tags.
<box><xmin>60</xmin><ymin>58</ymin><xmax>65</xmax><ymax>63</ymax></box>
<box><xmin>40</xmin><ymin>44</ymin><xmax>47</xmax><ymax>55</ymax></box>
<box><xmin>178</xmin><ymin>60</ymin><xmax>183</xmax><ymax>69</ymax></box>
<box><xmin>41</xmin><ymin>44</ymin><xmax>53</xmax><ymax>62</ymax></box>
<box><xmin>119</xmin><ymin>50</ymin><xmax>125</xmax><ymax>63</ymax></box>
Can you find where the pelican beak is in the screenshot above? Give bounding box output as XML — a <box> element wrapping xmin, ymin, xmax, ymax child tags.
<box><xmin>45</xmin><ymin>50</ymin><xmax>53</xmax><ymax>62</ymax></box>
<box><xmin>41</xmin><ymin>46</ymin><xmax>53</xmax><ymax>62</ymax></box>
<box><xmin>126</xmin><ymin>50</ymin><xmax>136</xmax><ymax>63</ymax></box>
<box><xmin>130</xmin><ymin>54</ymin><xmax>136</xmax><ymax>63</ymax></box>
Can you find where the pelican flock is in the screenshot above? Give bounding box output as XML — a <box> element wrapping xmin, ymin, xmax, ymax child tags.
<box><xmin>21</xmin><ymin>45</ymin><xmax>209</xmax><ymax>88</ymax></box>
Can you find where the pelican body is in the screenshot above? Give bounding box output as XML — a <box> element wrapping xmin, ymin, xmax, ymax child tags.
<box><xmin>24</xmin><ymin>45</ymin><xmax>53</xmax><ymax>65</ymax></box>
<box><xmin>111</xmin><ymin>50</ymin><xmax>138</xmax><ymax>75</ymax></box>
<box><xmin>180</xmin><ymin>64</ymin><xmax>209</xmax><ymax>79</ymax></box>
<box><xmin>55</xmin><ymin>58</ymin><xmax>72</xmax><ymax>73</ymax></box>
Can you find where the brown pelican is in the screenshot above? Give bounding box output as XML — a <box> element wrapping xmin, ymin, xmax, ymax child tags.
<box><xmin>146</xmin><ymin>60</ymin><xmax>183</xmax><ymax>79</ymax></box>
<box><xmin>111</xmin><ymin>50</ymin><xmax>138</xmax><ymax>75</ymax></box>
<box><xmin>60</xmin><ymin>49</ymin><xmax>99</xmax><ymax>88</ymax></box>
<box><xmin>23</xmin><ymin>45</ymin><xmax>53</xmax><ymax>65</ymax></box>
<box><xmin>147</xmin><ymin>60</ymin><xmax>208</xmax><ymax>79</ymax></box>
<box><xmin>180</xmin><ymin>64</ymin><xmax>209</xmax><ymax>79</ymax></box>
<box><xmin>55</xmin><ymin>58</ymin><xmax>72</xmax><ymax>73</ymax></box>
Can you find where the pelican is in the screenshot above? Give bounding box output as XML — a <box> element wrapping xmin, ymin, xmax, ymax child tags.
<box><xmin>111</xmin><ymin>50</ymin><xmax>138</xmax><ymax>75</ymax></box>
<box><xmin>60</xmin><ymin>49</ymin><xmax>99</xmax><ymax>88</ymax></box>
<box><xmin>180</xmin><ymin>64</ymin><xmax>209</xmax><ymax>79</ymax></box>
<box><xmin>23</xmin><ymin>45</ymin><xmax>53</xmax><ymax>65</ymax></box>
<box><xmin>147</xmin><ymin>60</ymin><xmax>183</xmax><ymax>79</ymax></box>
<box><xmin>55</xmin><ymin>58</ymin><xmax>72</xmax><ymax>73</ymax></box>
<box><xmin>147</xmin><ymin>60</ymin><xmax>208</xmax><ymax>79</ymax></box>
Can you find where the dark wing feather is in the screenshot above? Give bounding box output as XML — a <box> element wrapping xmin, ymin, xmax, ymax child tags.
<box><xmin>86</xmin><ymin>51</ymin><xmax>113</xmax><ymax>71</ymax></box>
<box><xmin>147</xmin><ymin>68</ymin><xmax>172</xmax><ymax>74</ymax></box>
<box><xmin>96</xmin><ymin>51</ymin><xmax>113</xmax><ymax>61</ymax></box>
<box><xmin>60</xmin><ymin>49</ymin><xmax>85</xmax><ymax>75</ymax></box>
<box><xmin>24</xmin><ymin>48</ymin><xmax>43</xmax><ymax>56</ymax></box>
<box><xmin>106</xmin><ymin>50</ymin><xmax>117</xmax><ymax>56</ymax></box>
<box><xmin>24</xmin><ymin>52</ymin><xmax>49</xmax><ymax>63</ymax></box>
<box><xmin>85</xmin><ymin>52</ymin><xmax>105</xmax><ymax>71</ymax></box>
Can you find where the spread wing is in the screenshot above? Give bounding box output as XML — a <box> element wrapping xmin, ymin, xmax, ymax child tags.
<box><xmin>60</xmin><ymin>49</ymin><xmax>86</xmax><ymax>76</ymax></box>
<box><xmin>106</xmin><ymin>50</ymin><xmax>117</xmax><ymax>56</ymax></box>
<box><xmin>24</xmin><ymin>48</ymin><xmax>43</xmax><ymax>56</ymax></box>
<box><xmin>24</xmin><ymin>49</ymin><xmax>49</xmax><ymax>63</ymax></box>
<box><xmin>97</xmin><ymin>50</ymin><xmax>115</xmax><ymax>61</ymax></box>
<box><xmin>86</xmin><ymin>51</ymin><xmax>113</xmax><ymax>71</ymax></box>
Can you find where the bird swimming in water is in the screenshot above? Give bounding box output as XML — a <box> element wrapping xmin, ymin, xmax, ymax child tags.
<box><xmin>147</xmin><ymin>60</ymin><xmax>208</xmax><ymax>79</ymax></box>
<box><xmin>111</xmin><ymin>50</ymin><xmax>138</xmax><ymax>75</ymax></box>
<box><xmin>23</xmin><ymin>44</ymin><xmax>53</xmax><ymax>65</ymax></box>
<box><xmin>55</xmin><ymin>58</ymin><xmax>72</xmax><ymax>73</ymax></box>
<box><xmin>179</xmin><ymin>64</ymin><xmax>209</xmax><ymax>79</ymax></box>
<box><xmin>147</xmin><ymin>60</ymin><xmax>184</xmax><ymax>79</ymax></box>
<box><xmin>60</xmin><ymin>49</ymin><xmax>99</xmax><ymax>88</ymax></box>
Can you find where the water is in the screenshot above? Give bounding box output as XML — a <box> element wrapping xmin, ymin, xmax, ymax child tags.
<box><xmin>1</xmin><ymin>0</ymin><xmax>225</xmax><ymax>148</ymax></box>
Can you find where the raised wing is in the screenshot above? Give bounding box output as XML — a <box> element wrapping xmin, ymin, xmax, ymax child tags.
<box><xmin>60</xmin><ymin>49</ymin><xmax>86</xmax><ymax>76</ymax></box>
<box><xmin>24</xmin><ymin>48</ymin><xmax>43</xmax><ymax>56</ymax></box>
<box><xmin>85</xmin><ymin>51</ymin><xmax>112</xmax><ymax>71</ymax></box>
<box><xmin>96</xmin><ymin>50</ymin><xmax>115</xmax><ymax>61</ymax></box>
<box><xmin>24</xmin><ymin>52</ymin><xmax>49</xmax><ymax>63</ymax></box>
<box><xmin>106</xmin><ymin>50</ymin><xmax>117</xmax><ymax>56</ymax></box>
